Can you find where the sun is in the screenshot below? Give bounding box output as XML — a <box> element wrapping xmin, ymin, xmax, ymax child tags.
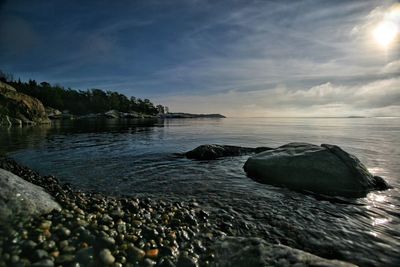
<box><xmin>373</xmin><ymin>21</ymin><xmax>398</xmax><ymax>47</ymax></box>
<box><xmin>372</xmin><ymin>4</ymin><xmax>399</xmax><ymax>48</ymax></box>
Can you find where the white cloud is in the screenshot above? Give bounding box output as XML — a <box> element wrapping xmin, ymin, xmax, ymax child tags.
<box><xmin>156</xmin><ymin>78</ymin><xmax>400</xmax><ymax>117</ymax></box>
<box><xmin>381</xmin><ymin>60</ymin><xmax>400</xmax><ymax>73</ymax></box>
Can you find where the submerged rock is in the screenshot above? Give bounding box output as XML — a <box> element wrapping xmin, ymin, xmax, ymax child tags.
<box><xmin>185</xmin><ymin>144</ymin><xmax>272</xmax><ymax>160</ymax></box>
<box><xmin>243</xmin><ymin>142</ymin><xmax>390</xmax><ymax>197</ymax></box>
<box><xmin>211</xmin><ymin>237</ymin><xmax>356</xmax><ymax>267</ymax></box>
<box><xmin>0</xmin><ymin>168</ymin><xmax>61</xmax><ymax>227</ymax></box>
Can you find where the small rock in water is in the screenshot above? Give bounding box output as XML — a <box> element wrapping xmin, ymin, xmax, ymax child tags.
<box><xmin>243</xmin><ymin>142</ymin><xmax>390</xmax><ymax>197</ymax></box>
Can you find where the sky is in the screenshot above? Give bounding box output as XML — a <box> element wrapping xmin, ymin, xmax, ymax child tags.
<box><xmin>0</xmin><ymin>0</ymin><xmax>399</xmax><ymax>117</ymax></box>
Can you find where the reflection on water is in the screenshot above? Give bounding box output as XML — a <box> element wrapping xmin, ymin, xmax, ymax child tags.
<box><xmin>1</xmin><ymin>117</ymin><xmax>400</xmax><ymax>266</ymax></box>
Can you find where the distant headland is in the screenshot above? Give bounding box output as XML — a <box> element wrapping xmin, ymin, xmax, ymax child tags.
<box><xmin>0</xmin><ymin>72</ymin><xmax>225</xmax><ymax>126</ymax></box>
<box><xmin>160</xmin><ymin>113</ymin><xmax>225</xmax><ymax>119</ymax></box>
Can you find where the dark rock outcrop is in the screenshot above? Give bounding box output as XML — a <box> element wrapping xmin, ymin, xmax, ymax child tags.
<box><xmin>243</xmin><ymin>142</ymin><xmax>390</xmax><ymax>197</ymax></box>
<box><xmin>185</xmin><ymin>144</ymin><xmax>272</xmax><ymax>160</ymax></box>
<box><xmin>0</xmin><ymin>81</ymin><xmax>51</xmax><ymax>126</ymax></box>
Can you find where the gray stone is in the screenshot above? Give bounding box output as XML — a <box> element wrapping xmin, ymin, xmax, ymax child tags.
<box><xmin>210</xmin><ymin>237</ymin><xmax>356</xmax><ymax>267</ymax></box>
<box><xmin>243</xmin><ymin>142</ymin><xmax>390</xmax><ymax>197</ymax></box>
<box><xmin>0</xmin><ymin>168</ymin><xmax>61</xmax><ymax>228</ymax></box>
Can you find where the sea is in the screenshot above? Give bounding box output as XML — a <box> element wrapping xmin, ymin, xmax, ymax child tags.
<box><xmin>1</xmin><ymin>117</ymin><xmax>399</xmax><ymax>266</ymax></box>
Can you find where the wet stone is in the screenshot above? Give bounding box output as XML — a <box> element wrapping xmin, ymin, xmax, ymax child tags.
<box><xmin>59</xmin><ymin>240</ymin><xmax>69</xmax><ymax>249</ymax></box>
<box><xmin>31</xmin><ymin>259</ymin><xmax>55</xmax><ymax>267</ymax></box>
<box><xmin>58</xmin><ymin>227</ymin><xmax>71</xmax><ymax>237</ymax></box>
<box><xmin>177</xmin><ymin>255</ymin><xmax>198</xmax><ymax>267</ymax></box>
<box><xmin>76</xmin><ymin>247</ymin><xmax>94</xmax><ymax>264</ymax></box>
<box><xmin>99</xmin><ymin>248</ymin><xmax>115</xmax><ymax>265</ymax></box>
<box><xmin>32</xmin><ymin>249</ymin><xmax>49</xmax><ymax>261</ymax></box>
<box><xmin>96</xmin><ymin>236</ymin><xmax>116</xmax><ymax>249</ymax></box>
<box><xmin>127</xmin><ymin>245</ymin><xmax>145</xmax><ymax>261</ymax></box>
<box><xmin>55</xmin><ymin>254</ymin><xmax>75</xmax><ymax>265</ymax></box>
<box><xmin>159</xmin><ymin>246</ymin><xmax>175</xmax><ymax>257</ymax></box>
<box><xmin>158</xmin><ymin>257</ymin><xmax>176</xmax><ymax>267</ymax></box>
<box><xmin>22</xmin><ymin>240</ymin><xmax>37</xmax><ymax>255</ymax></box>
<box><xmin>142</xmin><ymin>258</ymin><xmax>156</xmax><ymax>267</ymax></box>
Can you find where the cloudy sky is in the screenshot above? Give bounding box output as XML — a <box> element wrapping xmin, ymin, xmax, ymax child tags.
<box><xmin>0</xmin><ymin>0</ymin><xmax>399</xmax><ymax>117</ymax></box>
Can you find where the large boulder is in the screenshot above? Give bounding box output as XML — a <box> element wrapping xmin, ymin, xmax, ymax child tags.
<box><xmin>243</xmin><ymin>142</ymin><xmax>390</xmax><ymax>197</ymax></box>
<box><xmin>211</xmin><ymin>237</ymin><xmax>355</xmax><ymax>267</ymax></box>
<box><xmin>0</xmin><ymin>168</ymin><xmax>61</xmax><ymax>228</ymax></box>
<box><xmin>0</xmin><ymin>81</ymin><xmax>51</xmax><ymax>125</ymax></box>
<box><xmin>185</xmin><ymin>144</ymin><xmax>272</xmax><ymax>160</ymax></box>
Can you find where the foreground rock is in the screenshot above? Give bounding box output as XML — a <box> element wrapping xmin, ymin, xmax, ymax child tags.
<box><xmin>0</xmin><ymin>168</ymin><xmax>61</xmax><ymax>228</ymax></box>
<box><xmin>0</xmin><ymin>81</ymin><xmax>51</xmax><ymax>126</ymax></box>
<box><xmin>186</xmin><ymin>144</ymin><xmax>272</xmax><ymax>160</ymax></box>
<box><xmin>244</xmin><ymin>142</ymin><xmax>390</xmax><ymax>197</ymax></box>
<box><xmin>211</xmin><ymin>237</ymin><xmax>356</xmax><ymax>267</ymax></box>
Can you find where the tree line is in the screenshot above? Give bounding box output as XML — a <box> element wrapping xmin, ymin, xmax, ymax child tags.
<box><xmin>0</xmin><ymin>71</ymin><xmax>164</xmax><ymax>116</ymax></box>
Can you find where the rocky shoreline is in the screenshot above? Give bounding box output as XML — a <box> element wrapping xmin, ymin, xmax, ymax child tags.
<box><xmin>0</xmin><ymin>157</ymin><xmax>356</xmax><ymax>267</ymax></box>
<box><xmin>0</xmin><ymin>81</ymin><xmax>225</xmax><ymax>127</ymax></box>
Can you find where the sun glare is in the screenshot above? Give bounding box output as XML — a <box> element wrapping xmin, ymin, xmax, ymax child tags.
<box><xmin>372</xmin><ymin>4</ymin><xmax>399</xmax><ymax>48</ymax></box>
<box><xmin>373</xmin><ymin>21</ymin><xmax>398</xmax><ymax>47</ymax></box>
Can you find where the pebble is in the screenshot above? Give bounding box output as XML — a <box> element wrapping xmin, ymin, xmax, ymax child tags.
<box><xmin>146</xmin><ymin>248</ymin><xmax>159</xmax><ymax>258</ymax></box>
<box><xmin>39</xmin><ymin>220</ymin><xmax>52</xmax><ymax>230</ymax></box>
<box><xmin>55</xmin><ymin>254</ymin><xmax>75</xmax><ymax>265</ymax></box>
<box><xmin>31</xmin><ymin>259</ymin><xmax>55</xmax><ymax>267</ymax></box>
<box><xmin>177</xmin><ymin>255</ymin><xmax>198</xmax><ymax>267</ymax></box>
<box><xmin>158</xmin><ymin>257</ymin><xmax>176</xmax><ymax>267</ymax></box>
<box><xmin>32</xmin><ymin>249</ymin><xmax>48</xmax><ymax>261</ymax></box>
<box><xmin>99</xmin><ymin>249</ymin><xmax>115</xmax><ymax>265</ymax></box>
<box><xmin>127</xmin><ymin>244</ymin><xmax>145</xmax><ymax>261</ymax></box>
<box><xmin>142</xmin><ymin>258</ymin><xmax>156</xmax><ymax>267</ymax></box>
<box><xmin>76</xmin><ymin>247</ymin><xmax>94</xmax><ymax>264</ymax></box>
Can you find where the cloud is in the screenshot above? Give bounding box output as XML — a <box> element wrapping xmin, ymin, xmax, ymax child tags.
<box><xmin>0</xmin><ymin>0</ymin><xmax>399</xmax><ymax>117</ymax></box>
<box><xmin>381</xmin><ymin>60</ymin><xmax>400</xmax><ymax>74</ymax></box>
<box><xmin>156</xmin><ymin>77</ymin><xmax>400</xmax><ymax>117</ymax></box>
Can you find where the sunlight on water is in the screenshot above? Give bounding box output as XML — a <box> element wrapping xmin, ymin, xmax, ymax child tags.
<box><xmin>372</xmin><ymin>217</ymin><xmax>390</xmax><ymax>226</ymax></box>
<box><xmin>367</xmin><ymin>193</ymin><xmax>387</xmax><ymax>203</ymax></box>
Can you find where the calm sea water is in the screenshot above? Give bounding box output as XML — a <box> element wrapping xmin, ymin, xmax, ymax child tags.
<box><xmin>1</xmin><ymin>118</ymin><xmax>399</xmax><ymax>266</ymax></box>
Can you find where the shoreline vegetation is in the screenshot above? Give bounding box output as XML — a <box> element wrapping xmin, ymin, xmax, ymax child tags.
<box><xmin>0</xmin><ymin>157</ymin><xmax>356</xmax><ymax>267</ymax></box>
<box><xmin>0</xmin><ymin>72</ymin><xmax>225</xmax><ymax>127</ymax></box>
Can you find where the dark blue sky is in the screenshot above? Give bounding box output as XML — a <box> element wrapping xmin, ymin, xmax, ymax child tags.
<box><xmin>0</xmin><ymin>0</ymin><xmax>399</xmax><ymax>116</ymax></box>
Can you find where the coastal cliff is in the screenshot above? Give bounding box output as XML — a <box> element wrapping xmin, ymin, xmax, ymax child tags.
<box><xmin>0</xmin><ymin>81</ymin><xmax>50</xmax><ymax>126</ymax></box>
